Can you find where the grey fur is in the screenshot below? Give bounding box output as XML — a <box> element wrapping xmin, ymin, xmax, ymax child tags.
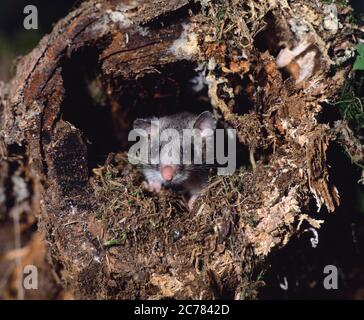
<box><xmin>133</xmin><ymin>111</ymin><xmax>217</xmax><ymax>197</ymax></box>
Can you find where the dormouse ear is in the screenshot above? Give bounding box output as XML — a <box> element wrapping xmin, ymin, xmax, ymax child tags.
<box><xmin>133</xmin><ymin>118</ymin><xmax>153</xmax><ymax>135</ymax></box>
<box><xmin>193</xmin><ymin>111</ymin><xmax>216</xmax><ymax>138</ymax></box>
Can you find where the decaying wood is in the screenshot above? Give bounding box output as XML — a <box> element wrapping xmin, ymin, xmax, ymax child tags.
<box><xmin>0</xmin><ymin>0</ymin><xmax>358</xmax><ymax>299</ymax></box>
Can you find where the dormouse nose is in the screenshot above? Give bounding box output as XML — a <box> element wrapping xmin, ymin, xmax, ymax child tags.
<box><xmin>161</xmin><ymin>165</ymin><xmax>176</xmax><ymax>181</ymax></box>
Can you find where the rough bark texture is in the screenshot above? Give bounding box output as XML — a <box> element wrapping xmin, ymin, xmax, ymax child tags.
<box><xmin>0</xmin><ymin>0</ymin><xmax>358</xmax><ymax>299</ymax></box>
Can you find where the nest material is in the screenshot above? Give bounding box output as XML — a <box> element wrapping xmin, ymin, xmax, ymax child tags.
<box><xmin>88</xmin><ymin>144</ymin><xmax>322</xmax><ymax>299</ymax></box>
<box><xmin>91</xmin><ymin>153</ymin><xmax>262</xmax><ymax>299</ymax></box>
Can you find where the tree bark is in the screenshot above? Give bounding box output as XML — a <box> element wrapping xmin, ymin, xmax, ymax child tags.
<box><xmin>0</xmin><ymin>0</ymin><xmax>357</xmax><ymax>299</ymax></box>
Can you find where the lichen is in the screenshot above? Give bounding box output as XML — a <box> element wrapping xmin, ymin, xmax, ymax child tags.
<box><xmin>108</xmin><ymin>10</ymin><xmax>133</xmax><ymax>28</ymax></box>
<box><xmin>170</xmin><ymin>24</ymin><xmax>200</xmax><ymax>59</ymax></box>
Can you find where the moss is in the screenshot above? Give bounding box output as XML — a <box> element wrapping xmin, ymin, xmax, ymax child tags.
<box><xmin>321</xmin><ymin>0</ymin><xmax>348</xmax><ymax>7</ymax></box>
<box><xmin>334</xmin><ymin>74</ymin><xmax>364</xmax><ymax>136</ymax></box>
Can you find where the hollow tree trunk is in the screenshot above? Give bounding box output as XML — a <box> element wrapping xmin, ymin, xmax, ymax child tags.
<box><xmin>0</xmin><ymin>0</ymin><xmax>357</xmax><ymax>299</ymax></box>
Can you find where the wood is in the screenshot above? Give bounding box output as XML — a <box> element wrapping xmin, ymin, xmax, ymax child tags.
<box><xmin>0</xmin><ymin>0</ymin><xmax>355</xmax><ymax>299</ymax></box>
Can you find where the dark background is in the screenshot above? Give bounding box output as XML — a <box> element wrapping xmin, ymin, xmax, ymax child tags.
<box><xmin>0</xmin><ymin>0</ymin><xmax>78</xmax><ymax>80</ymax></box>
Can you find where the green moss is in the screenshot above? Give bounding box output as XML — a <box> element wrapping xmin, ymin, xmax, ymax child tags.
<box><xmin>353</xmin><ymin>44</ymin><xmax>364</xmax><ymax>71</ymax></box>
<box><xmin>321</xmin><ymin>0</ymin><xmax>348</xmax><ymax>7</ymax></box>
<box><xmin>103</xmin><ymin>238</ymin><xmax>123</xmax><ymax>247</ymax></box>
<box><xmin>333</xmin><ymin>46</ymin><xmax>364</xmax><ymax>138</ymax></box>
<box><xmin>333</xmin><ymin>74</ymin><xmax>364</xmax><ymax>137</ymax></box>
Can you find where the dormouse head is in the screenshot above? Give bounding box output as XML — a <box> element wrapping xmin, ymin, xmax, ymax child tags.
<box><xmin>132</xmin><ymin>111</ymin><xmax>216</xmax><ymax>183</ymax></box>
